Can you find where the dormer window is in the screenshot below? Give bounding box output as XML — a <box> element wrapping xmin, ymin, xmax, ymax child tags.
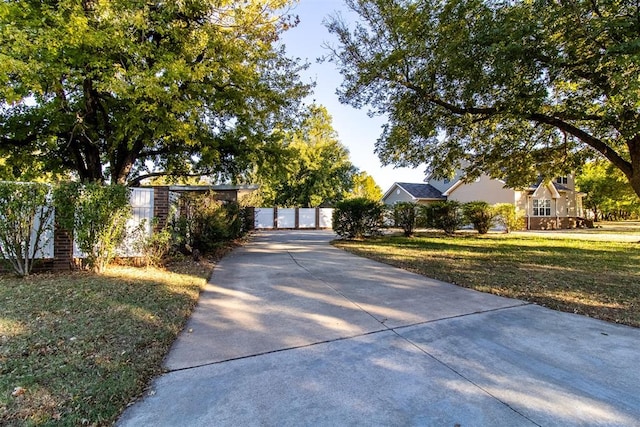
<box><xmin>556</xmin><ymin>176</ymin><xmax>568</xmax><ymax>184</ymax></box>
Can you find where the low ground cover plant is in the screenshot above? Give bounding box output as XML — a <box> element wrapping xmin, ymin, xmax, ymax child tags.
<box><xmin>333</xmin><ymin>232</ymin><xmax>640</xmax><ymax>328</ymax></box>
<box><xmin>0</xmin><ymin>261</ymin><xmax>212</xmax><ymax>426</ymax></box>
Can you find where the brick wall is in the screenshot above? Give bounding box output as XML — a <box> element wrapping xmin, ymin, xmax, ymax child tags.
<box><xmin>153</xmin><ymin>186</ymin><xmax>170</xmax><ymax>232</ymax></box>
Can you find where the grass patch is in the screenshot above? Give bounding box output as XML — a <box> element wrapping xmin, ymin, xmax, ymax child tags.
<box><xmin>333</xmin><ymin>232</ymin><xmax>640</xmax><ymax>328</ymax></box>
<box><xmin>0</xmin><ymin>260</ymin><xmax>212</xmax><ymax>426</ymax></box>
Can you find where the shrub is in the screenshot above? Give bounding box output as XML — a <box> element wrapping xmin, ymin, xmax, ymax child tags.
<box><xmin>428</xmin><ymin>201</ymin><xmax>464</xmax><ymax>234</ymax></box>
<box><xmin>333</xmin><ymin>198</ymin><xmax>385</xmax><ymax>239</ymax></box>
<box><xmin>54</xmin><ymin>183</ymin><xmax>131</xmax><ymax>273</ymax></box>
<box><xmin>393</xmin><ymin>202</ymin><xmax>418</xmax><ymax>237</ymax></box>
<box><xmin>493</xmin><ymin>203</ymin><xmax>526</xmax><ymax>233</ymax></box>
<box><xmin>0</xmin><ymin>182</ymin><xmax>54</xmax><ymax>276</ymax></box>
<box><xmin>463</xmin><ymin>201</ymin><xmax>496</xmax><ymax>234</ymax></box>
<box><xmin>134</xmin><ymin>218</ymin><xmax>173</xmax><ymax>266</ymax></box>
<box><xmin>173</xmin><ymin>192</ymin><xmax>245</xmax><ymax>254</ymax></box>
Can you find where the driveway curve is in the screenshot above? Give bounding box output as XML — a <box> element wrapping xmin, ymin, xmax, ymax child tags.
<box><xmin>118</xmin><ymin>230</ymin><xmax>640</xmax><ymax>427</ymax></box>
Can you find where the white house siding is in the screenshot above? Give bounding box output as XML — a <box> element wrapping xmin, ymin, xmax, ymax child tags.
<box><xmin>447</xmin><ymin>175</ymin><xmax>515</xmax><ymax>204</ymax></box>
<box><xmin>383</xmin><ymin>185</ymin><xmax>416</xmax><ymax>204</ymax></box>
<box><xmin>428</xmin><ymin>170</ymin><xmax>466</xmax><ymax>193</ymax></box>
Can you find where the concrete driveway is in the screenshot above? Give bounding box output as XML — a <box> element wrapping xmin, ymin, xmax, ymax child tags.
<box><xmin>118</xmin><ymin>230</ymin><xmax>640</xmax><ymax>426</ymax></box>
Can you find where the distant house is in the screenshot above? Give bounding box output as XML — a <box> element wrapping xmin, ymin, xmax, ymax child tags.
<box><xmin>382</xmin><ymin>170</ymin><xmax>587</xmax><ymax>230</ymax></box>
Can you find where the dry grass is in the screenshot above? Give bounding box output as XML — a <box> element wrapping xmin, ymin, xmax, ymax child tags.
<box><xmin>0</xmin><ymin>260</ymin><xmax>212</xmax><ymax>426</ymax></box>
<box><xmin>333</xmin><ymin>230</ymin><xmax>640</xmax><ymax>328</ymax></box>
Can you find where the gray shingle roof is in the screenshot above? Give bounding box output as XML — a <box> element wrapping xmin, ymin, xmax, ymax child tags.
<box><xmin>396</xmin><ymin>182</ymin><xmax>445</xmax><ymax>200</ymax></box>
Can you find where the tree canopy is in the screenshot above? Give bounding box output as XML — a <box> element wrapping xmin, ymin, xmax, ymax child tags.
<box><xmin>348</xmin><ymin>171</ymin><xmax>383</xmax><ymax>201</ymax></box>
<box><xmin>0</xmin><ymin>0</ymin><xmax>310</xmax><ymax>184</ymax></box>
<box><xmin>577</xmin><ymin>160</ymin><xmax>640</xmax><ymax>220</ymax></box>
<box><xmin>250</xmin><ymin>104</ymin><xmax>358</xmax><ymax>207</ymax></box>
<box><xmin>326</xmin><ymin>0</ymin><xmax>640</xmax><ymax>198</ymax></box>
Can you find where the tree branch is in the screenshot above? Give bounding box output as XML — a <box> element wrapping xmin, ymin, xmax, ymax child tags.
<box><xmin>127</xmin><ymin>171</ymin><xmax>216</xmax><ymax>187</ymax></box>
<box><xmin>529</xmin><ymin>112</ymin><xmax>633</xmax><ymax>178</ymax></box>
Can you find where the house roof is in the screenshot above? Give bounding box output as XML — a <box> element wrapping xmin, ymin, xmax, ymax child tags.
<box><xmin>526</xmin><ymin>178</ymin><xmax>571</xmax><ymax>194</ymax></box>
<box><xmin>388</xmin><ymin>182</ymin><xmax>446</xmax><ymax>200</ymax></box>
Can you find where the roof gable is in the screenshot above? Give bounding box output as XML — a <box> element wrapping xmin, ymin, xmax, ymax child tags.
<box><xmin>395</xmin><ymin>182</ymin><xmax>445</xmax><ymax>200</ymax></box>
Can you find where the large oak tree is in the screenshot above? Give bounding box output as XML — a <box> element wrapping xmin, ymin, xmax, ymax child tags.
<box><xmin>250</xmin><ymin>104</ymin><xmax>358</xmax><ymax>207</ymax></box>
<box><xmin>326</xmin><ymin>0</ymin><xmax>640</xmax><ymax>198</ymax></box>
<box><xmin>0</xmin><ymin>0</ymin><xmax>310</xmax><ymax>184</ymax></box>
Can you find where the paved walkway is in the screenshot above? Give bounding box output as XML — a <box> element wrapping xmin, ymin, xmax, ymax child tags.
<box><xmin>118</xmin><ymin>230</ymin><xmax>640</xmax><ymax>426</ymax></box>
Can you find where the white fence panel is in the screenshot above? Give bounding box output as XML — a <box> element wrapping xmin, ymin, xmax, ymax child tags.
<box><xmin>319</xmin><ymin>208</ymin><xmax>333</xmax><ymax>228</ymax></box>
<box><xmin>74</xmin><ymin>188</ymin><xmax>154</xmax><ymax>258</ymax></box>
<box><xmin>298</xmin><ymin>208</ymin><xmax>316</xmax><ymax>228</ymax></box>
<box><xmin>118</xmin><ymin>188</ymin><xmax>154</xmax><ymax>257</ymax></box>
<box><xmin>0</xmin><ymin>206</ymin><xmax>55</xmax><ymax>260</ymax></box>
<box><xmin>33</xmin><ymin>208</ymin><xmax>55</xmax><ymax>258</ymax></box>
<box><xmin>254</xmin><ymin>208</ymin><xmax>274</xmax><ymax>229</ymax></box>
<box><xmin>277</xmin><ymin>208</ymin><xmax>296</xmax><ymax>228</ymax></box>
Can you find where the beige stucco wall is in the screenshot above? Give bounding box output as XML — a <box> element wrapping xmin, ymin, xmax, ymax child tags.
<box><xmin>514</xmin><ymin>191</ymin><xmax>527</xmax><ymax>212</ymax></box>
<box><xmin>447</xmin><ymin>175</ymin><xmax>516</xmax><ymax>204</ymax></box>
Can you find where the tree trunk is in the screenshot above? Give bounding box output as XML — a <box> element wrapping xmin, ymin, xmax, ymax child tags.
<box><xmin>627</xmin><ymin>136</ymin><xmax>640</xmax><ymax>200</ymax></box>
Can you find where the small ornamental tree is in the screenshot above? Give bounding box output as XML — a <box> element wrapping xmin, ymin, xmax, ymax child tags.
<box><xmin>54</xmin><ymin>183</ymin><xmax>131</xmax><ymax>273</ymax></box>
<box><xmin>493</xmin><ymin>203</ymin><xmax>525</xmax><ymax>233</ymax></box>
<box><xmin>333</xmin><ymin>198</ymin><xmax>385</xmax><ymax>239</ymax></box>
<box><xmin>393</xmin><ymin>202</ymin><xmax>418</xmax><ymax>237</ymax></box>
<box><xmin>429</xmin><ymin>201</ymin><xmax>464</xmax><ymax>235</ymax></box>
<box><xmin>0</xmin><ymin>182</ymin><xmax>54</xmax><ymax>276</ymax></box>
<box><xmin>463</xmin><ymin>201</ymin><xmax>496</xmax><ymax>235</ymax></box>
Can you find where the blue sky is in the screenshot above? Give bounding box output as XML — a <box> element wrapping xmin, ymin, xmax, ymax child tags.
<box><xmin>279</xmin><ymin>0</ymin><xmax>425</xmax><ymax>192</ymax></box>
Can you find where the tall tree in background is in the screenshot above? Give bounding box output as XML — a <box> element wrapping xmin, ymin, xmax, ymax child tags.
<box><xmin>0</xmin><ymin>0</ymin><xmax>309</xmax><ymax>184</ymax></box>
<box><xmin>577</xmin><ymin>161</ymin><xmax>640</xmax><ymax>220</ymax></box>
<box><xmin>253</xmin><ymin>105</ymin><xmax>357</xmax><ymax>207</ymax></box>
<box><xmin>326</xmin><ymin>0</ymin><xmax>640</xmax><ymax>198</ymax></box>
<box><xmin>348</xmin><ymin>171</ymin><xmax>382</xmax><ymax>200</ymax></box>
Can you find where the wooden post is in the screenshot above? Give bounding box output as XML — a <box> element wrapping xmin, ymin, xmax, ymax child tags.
<box><xmin>273</xmin><ymin>206</ymin><xmax>278</xmax><ymax>229</ymax></box>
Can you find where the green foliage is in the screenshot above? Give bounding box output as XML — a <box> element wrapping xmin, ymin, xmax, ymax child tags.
<box><xmin>462</xmin><ymin>201</ymin><xmax>496</xmax><ymax>235</ymax></box>
<box><xmin>577</xmin><ymin>161</ymin><xmax>640</xmax><ymax>221</ymax></box>
<box><xmin>493</xmin><ymin>203</ymin><xmax>525</xmax><ymax>233</ymax></box>
<box><xmin>424</xmin><ymin>201</ymin><xmax>464</xmax><ymax>234</ymax></box>
<box><xmin>252</xmin><ymin>105</ymin><xmax>357</xmax><ymax>207</ymax></box>
<box><xmin>393</xmin><ymin>202</ymin><xmax>418</xmax><ymax>237</ymax></box>
<box><xmin>0</xmin><ymin>0</ymin><xmax>309</xmax><ymax>184</ymax></box>
<box><xmin>134</xmin><ymin>219</ymin><xmax>173</xmax><ymax>267</ymax></box>
<box><xmin>332</xmin><ymin>198</ymin><xmax>385</xmax><ymax>239</ymax></box>
<box><xmin>0</xmin><ymin>182</ymin><xmax>54</xmax><ymax>276</ymax></box>
<box><xmin>348</xmin><ymin>171</ymin><xmax>383</xmax><ymax>201</ymax></box>
<box><xmin>173</xmin><ymin>192</ymin><xmax>245</xmax><ymax>254</ymax></box>
<box><xmin>54</xmin><ymin>183</ymin><xmax>131</xmax><ymax>272</ymax></box>
<box><xmin>327</xmin><ymin>0</ymin><xmax>640</xmax><ymax>198</ymax></box>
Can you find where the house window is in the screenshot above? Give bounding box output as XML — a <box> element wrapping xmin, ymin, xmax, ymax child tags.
<box><xmin>556</xmin><ymin>176</ymin><xmax>568</xmax><ymax>184</ymax></box>
<box><xmin>532</xmin><ymin>199</ymin><xmax>551</xmax><ymax>216</ymax></box>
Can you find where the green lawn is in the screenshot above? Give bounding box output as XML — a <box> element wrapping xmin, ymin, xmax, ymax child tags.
<box><xmin>0</xmin><ymin>261</ymin><xmax>211</xmax><ymax>426</ymax></box>
<box><xmin>333</xmin><ymin>231</ymin><xmax>640</xmax><ymax>328</ymax></box>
